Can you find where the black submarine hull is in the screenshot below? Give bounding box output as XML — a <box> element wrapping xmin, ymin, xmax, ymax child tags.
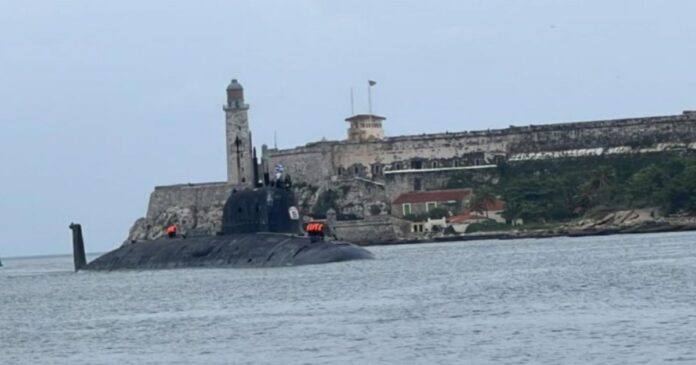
<box><xmin>84</xmin><ymin>233</ymin><xmax>374</xmax><ymax>270</ymax></box>
<box><xmin>73</xmin><ymin>185</ymin><xmax>375</xmax><ymax>271</ymax></box>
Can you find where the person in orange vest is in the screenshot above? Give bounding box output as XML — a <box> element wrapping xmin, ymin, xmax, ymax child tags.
<box><xmin>304</xmin><ymin>221</ymin><xmax>338</xmax><ymax>243</ymax></box>
<box><xmin>305</xmin><ymin>221</ymin><xmax>325</xmax><ymax>243</ymax></box>
<box><xmin>166</xmin><ymin>224</ymin><xmax>177</xmax><ymax>239</ymax></box>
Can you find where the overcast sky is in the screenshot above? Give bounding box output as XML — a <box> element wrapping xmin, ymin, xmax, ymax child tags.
<box><xmin>1</xmin><ymin>0</ymin><xmax>695</xmax><ymax>257</ymax></box>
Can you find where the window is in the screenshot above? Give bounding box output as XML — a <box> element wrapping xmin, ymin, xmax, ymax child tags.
<box><xmin>372</xmin><ymin>164</ymin><xmax>381</xmax><ymax>176</ymax></box>
<box><xmin>395</xmin><ymin>163</ymin><xmax>402</xmax><ymax>170</ymax></box>
<box><xmin>432</xmin><ymin>161</ymin><xmax>439</xmax><ymax>168</ymax></box>
<box><xmin>402</xmin><ymin>203</ymin><xmax>412</xmax><ymax>216</ymax></box>
<box><xmin>414</xmin><ymin>178</ymin><xmax>422</xmax><ymax>191</ymax></box>
<box><xmin>337</xmin><ymin>167</ymin><xmax>344</xmax><ymax>175</ymax></box>
<box><xmin>426</xmin><ymin>202</ymin><xmax>437</xmax><ymax>212</ymax></box>
<box><xmin>354</xmin><ymin>166</ymin><xmax>360</xmax><ymax>174</ymax></box>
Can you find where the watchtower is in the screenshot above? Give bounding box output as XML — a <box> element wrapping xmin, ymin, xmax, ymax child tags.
<box><xmin>345</xmin><ymin>114</ymin><xmax>386</xmax><ymax>142</ymax></box>
<box><xmin>224</xmin><ymin>79</ymin><xmax>254</xmax><ymax>185</ymax></box>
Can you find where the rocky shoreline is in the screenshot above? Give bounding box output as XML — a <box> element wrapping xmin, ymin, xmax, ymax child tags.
<box><xmin>369</xmin><ymin>221</ymin><xmax>696</xmax><ymax>246</ymax></box>
<box><xmin>365</xmin><ymin>209</ymin><xmax>696</xmax><ymax>246</ymax></box>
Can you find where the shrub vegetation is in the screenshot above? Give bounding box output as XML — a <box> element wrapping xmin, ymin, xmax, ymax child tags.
<box><xmin>450</xmin><ymin>154</ymin><xmax>696</xmax><ymax>225</ymax></box>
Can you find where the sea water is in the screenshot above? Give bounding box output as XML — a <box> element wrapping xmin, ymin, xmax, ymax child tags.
<box><xmin>1</xmin><ymin>232</ymin><xmax>695</xmax><ymax>364</ymax></box>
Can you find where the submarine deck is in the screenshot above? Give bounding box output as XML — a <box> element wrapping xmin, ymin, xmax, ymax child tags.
<box><xmin>85</xmin><ymin>233</ymin><xmax>374</xmax><ymax>270</ymax></box>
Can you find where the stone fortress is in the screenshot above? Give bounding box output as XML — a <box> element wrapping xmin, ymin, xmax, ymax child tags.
<box><xmin>125</xmin><ymin>79</ymin><xmax>696</xmax><ymax>244</ymax></box>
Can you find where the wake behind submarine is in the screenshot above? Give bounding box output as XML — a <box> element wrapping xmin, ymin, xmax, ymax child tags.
<box><xmin>70</xmin><ymin>179</ymin><xmax>374</xmax><ymax>271</ymax></box>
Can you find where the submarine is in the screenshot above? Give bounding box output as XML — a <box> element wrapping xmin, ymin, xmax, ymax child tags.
<box><xmin>70</xmin><ymin>179</ymin><xmax>374</xmax><ymax>271</ymax></box>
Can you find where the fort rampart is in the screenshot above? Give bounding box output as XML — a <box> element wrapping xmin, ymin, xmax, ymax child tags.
<box><xmin>146</xmin><ymin>182</ymin><xmax>234</xmax><ymax>219</ymax></box>
<box><xmin>264</xmin><ymin>111</ymin><xmax>696</xmax><ymax>186</ymax></box>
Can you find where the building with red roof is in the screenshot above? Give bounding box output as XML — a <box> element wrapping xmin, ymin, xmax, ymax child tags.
<box><xmin>391</xmin><ymin>189</ymin><xmax>472</xmax><ymax>218</ymax></box>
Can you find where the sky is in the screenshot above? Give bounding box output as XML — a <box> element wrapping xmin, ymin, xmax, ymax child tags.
<box><xmin>1</xmin><ymin>0</ymin><xmax>695</xmax><ymax>257</ymax></box>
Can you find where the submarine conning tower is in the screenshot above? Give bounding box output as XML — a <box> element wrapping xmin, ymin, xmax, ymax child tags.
<box><xmin>222</xmin><ymin>184</ymin><xmax>302</xmax><ymax>235</ymax></box>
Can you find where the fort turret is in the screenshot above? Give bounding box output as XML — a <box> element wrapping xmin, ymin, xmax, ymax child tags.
<box><xmin>224</xmin><ymin>79</ymin><xmax>254</xmax><ymax>186</ymax></box>
<box><xmin>345</xmin><ymin>114</ymin><xmax>386</xmax><ymax>142</ymax></box>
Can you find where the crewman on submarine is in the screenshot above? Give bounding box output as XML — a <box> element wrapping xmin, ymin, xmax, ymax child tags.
<box><xmin>166</xmin><ymin>224</ymin><xmax>177</xmax><ymax>239</ymax></box>
<box><xmin>304</xmin><ymin>221</ymin><xmax>337</xmax><ymax>243</ymax></box>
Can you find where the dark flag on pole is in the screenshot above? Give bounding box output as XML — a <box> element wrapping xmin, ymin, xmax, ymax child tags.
<box><xmin>367</xmin><ymin>80</ymin><xmax>377</xmax><ymax>114</ymax></box>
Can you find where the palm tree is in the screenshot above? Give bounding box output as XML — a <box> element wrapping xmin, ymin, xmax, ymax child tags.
<box><xmin>576</xmin><ymin>166</ymin><xmax>615</xmax><ymax>209</ymax></box>
<box><xmin>471</xmin><ymin>187</ymin><xmax>497</xmax><ymax>218</ymax></box>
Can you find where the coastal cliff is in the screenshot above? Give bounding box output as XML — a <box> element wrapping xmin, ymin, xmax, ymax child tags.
<box><xmin>124</xmin><ymin>183</ymin><xmax>232</xmax><ymax>245</ymax></box>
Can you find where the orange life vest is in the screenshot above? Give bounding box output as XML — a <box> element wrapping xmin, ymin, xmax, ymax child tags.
<box><xmin>305</xmin><ymin>222</ymin><xmax>324</xmax><ymax>233</ymax></box>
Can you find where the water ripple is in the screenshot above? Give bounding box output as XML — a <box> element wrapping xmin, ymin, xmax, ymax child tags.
<box><xmin>1</xmin><ymin>232</ymin><xmax>696</xmax><ymax>364</ymax></box>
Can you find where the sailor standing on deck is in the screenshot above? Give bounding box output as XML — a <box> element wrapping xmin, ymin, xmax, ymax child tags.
<box><xmin>166</xmin><ymin>224</ymin><xmax>177</xmax><ymax>239</ymax></box>
<box><xmin>305</xmin><ymin>221</ymin><xmax>327</xmax><ymax>243</ymax></box>
<box><xmin>304</xmin><ymin>221</ymin><xmax>338</xmax><ymax>243</ymax></box>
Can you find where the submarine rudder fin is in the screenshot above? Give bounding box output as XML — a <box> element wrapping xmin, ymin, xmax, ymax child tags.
<box><xmin>69</xmin><ymin>222</ymin><xmax>88</xmax><ymax>272</ymax></box>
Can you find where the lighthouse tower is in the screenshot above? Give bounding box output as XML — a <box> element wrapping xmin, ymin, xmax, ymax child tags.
<box><xmin>224</xmin><ymin>79</ymin><xmax>254</xmax><ymax>186</ymax></box>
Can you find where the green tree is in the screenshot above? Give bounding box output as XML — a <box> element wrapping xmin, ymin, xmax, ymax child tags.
<box><xmin>628</xmin><ymin>164</ymin><xmax>671</xmax><ymax>207</ymax></box>
<box><xmin>500</xmin><ymin>174</ymin><xmax>577</xmax><ymax>223</ymax></box>
<box><xmin>665</xmin><ymin>161</ymin><xmax>696</xmax><ymax>213</ymax></box>
<box><xmin>470</xmin><ymin>186</ymin><xmax>497</xmax><ymax>218</ymax></box>
<box><xmin>575</xmin><ymin>166</ymin><xmax>616</xmax><ymax>211</ymax></box>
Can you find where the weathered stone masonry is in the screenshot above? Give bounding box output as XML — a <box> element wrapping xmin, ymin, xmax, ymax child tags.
<box><xmin>264</xmin><ymin>111</ymin><xmax>696</xmax><ymax>187</ymax></box>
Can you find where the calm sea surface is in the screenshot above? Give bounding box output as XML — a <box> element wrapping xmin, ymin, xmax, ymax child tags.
<box><xmin>2</xmin><ymin>232</ymin><xmax>696</xmax><ymax>364</ymax></box>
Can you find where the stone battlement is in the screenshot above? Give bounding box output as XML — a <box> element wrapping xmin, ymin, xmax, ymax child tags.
<box><xmin>147</xmin><ymin>181</ymin><xmax>233</xmax><ymax>220</ymax></box>
<box><xmin>270</xmin><ymin>111</ymin><xmax>695</xmax><ymax>152</ymax></box>
<box><xmin>262</xmin><ymin>110</ymin><xmax>696</xmax><ymax>187</ymax></box>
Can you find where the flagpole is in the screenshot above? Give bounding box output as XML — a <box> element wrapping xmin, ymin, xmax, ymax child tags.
<box><xmin>367</xmin><ymin>81</ymin><xmax>373</xmax><ymax>115</ymax></box>
<box><xmin>350</xmin><ymin>87</ymin><xmax>355</xmax><ymax>115</ymax></box>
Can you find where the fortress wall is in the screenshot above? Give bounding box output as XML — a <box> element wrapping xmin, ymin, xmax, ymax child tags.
<box><xmin>506</xmin><ymin>114</ymin><xmax>696</xmax><ymax>152</ymax></box>
<box><xmin>332</xmin><ymin>216</ymin><xmax>398</xmax><ymax>244</ymax></box>
<box><xmin>264</xmin><ymin>134</ymin><xmax>508</xmax><ymax>184</ymax></box>
<box><xmin>264</xmin><ymin>112</ymin><xmax>696</xmax><ymax>186</ymax></box>
<box><xmin>146</xmin><ymin>182</ymin><xmax>233</xmax><ymax>219</ymax></box>
<box><xmin>264</xmin><ymin>144</ymin><xmax>335</xmax><ymax>187</ymax></box>
<box><xmin>332</xmin><ymin>136</ymin><xmax>508</xmax><ymax>168</ymax></box>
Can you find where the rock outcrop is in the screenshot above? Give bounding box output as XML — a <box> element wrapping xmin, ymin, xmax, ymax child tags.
<box><xmin>123</xmin><ymin>182</ymin><xmax>234</xmax><ymax>246</ymax></box>
<box><xmin>124</xmin><ymin>205</ymin><xmax>224</xmax><ymax>245</ymax></box>
<box><xmin>124</xmin><ymin>177</ymin><xmax>394</xmax><ymax>246</ymax></box>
